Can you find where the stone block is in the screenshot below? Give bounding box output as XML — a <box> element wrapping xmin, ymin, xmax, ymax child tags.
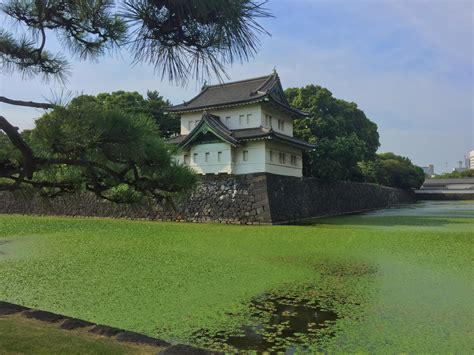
<box><xmin>0</xmin><ymin>301</ymin><xmax>28</xmax><ymax>315</ymax></box>
<box><xmin>89</xmin><ymin>324</ymin><xmax>124</xmax><ymax>337</ymax></box>
<box><xmin>60</xmin><ymin>318</ymin><xmax>95</xmax><ymax>330</ymax></box>
<box><xmin>23</xmin><ymin>310</ymin><xmax>65</xmax><ymax>323</ymax></box>
<box><xmin>116</xmin><ymin>331</ymin><xmax>171</xmax><ymax>347</ymax></box>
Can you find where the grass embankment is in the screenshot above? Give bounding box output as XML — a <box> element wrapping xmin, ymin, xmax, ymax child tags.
<box><xmin>0</xmin><ymin>315</ymin><xmax>157</xmax><ymax>354</ymax></box>
<box><xmin>0</xmin><ymin>201</ymin><xmax>473</xmax><ymax>352</ymax></box>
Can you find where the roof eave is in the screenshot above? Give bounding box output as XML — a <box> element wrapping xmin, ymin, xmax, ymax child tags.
<box><xmin>265</xmin><ymin>97</ymin><xmax>309</xmax><ymax>118</ymax></box>
<box><xmin>165</xmin><ymin>97</ymin><xmax>267</xmax><ymax>114</ymax></box>
<box><xmin>237</xmin><ymin>132</ymin><xmax>315</xmax><ymax>151</ymax></box>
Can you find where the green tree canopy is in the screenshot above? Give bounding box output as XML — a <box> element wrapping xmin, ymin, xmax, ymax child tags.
<box><xmin>70</xmin><ymin>91</ymin><xmax>179</xmax><ymax>138</ymax></box>
<box><xmin>434</xmin><ymin>169</ymin><xmax>474</xmax><ymax>179</ymax></box>
<box><xmin>358</xmin><ymin>153</ymin><xmax>425</xmax><ymax>190</ymax></box>
<box><xmin>285</xmin><ymin>85</ymin><xmax>380</xmax><ymax>180</ymax></box>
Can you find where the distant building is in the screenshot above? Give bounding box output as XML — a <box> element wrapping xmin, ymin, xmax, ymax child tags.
<box><xmin>470</xmin><ymin>150</ymin><xmax>474</xmax><ymax>170</ymax></box>
<box><xmin>420</xmin><ymin>178</ymin><xmax>474</xmax><ymax>190</ymax></box>
<box><xmin>422</xmin><ymin>164</ymin><xmax>435</xmax><ymax>176</ymax></box>
<box><xmin>415</xmin><ymin>178</ymin><xmax>474</xmax><ymax>199</ymax></box>
<box><xmin>453</xmin><ymin>160</ymin><xmax>468</xmax><ymax>173</ymax></box>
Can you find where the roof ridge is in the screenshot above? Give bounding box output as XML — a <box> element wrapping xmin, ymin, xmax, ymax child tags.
<box><xmin>204</xmin><ymin>74</ymin><xmax>272</xmax><ymax>89</ymax></box>
<box><xmin>254</xmin><ymin>73</ymin><xmax>278</xmax><ymax>93</ymax></box>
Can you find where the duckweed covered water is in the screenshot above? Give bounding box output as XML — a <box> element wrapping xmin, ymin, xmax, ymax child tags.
<box><xmin>0</xmin><ymin>201</ymin><xmax>473</xmax><ymax>352</ymax></box>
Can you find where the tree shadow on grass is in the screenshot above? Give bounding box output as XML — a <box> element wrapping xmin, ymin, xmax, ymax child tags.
<box><xmin>303</xmin><ymin>216</ymin><xmax>471</xmax><ymax>227</ymax></box>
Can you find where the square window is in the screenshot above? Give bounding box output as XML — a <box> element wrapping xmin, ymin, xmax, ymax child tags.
<box><xmin>193</xmin><ymin>153</ymin><xmax>198</xmax><ymax>163</ymax></box>
<box><xmin>217</xmin><ymin>151</ymin><xmax>222</xmax><ymax>162</ymax></box>
<box><xmin>225</xmin><ymin>116</ymin><xmax>231</xmax><ymax>126</ymax></box>
<box><xmin>239</xmin><ymin>114</ymin><xmax>245</xmax><ymax>125</ymax></box>
<box><xmin>184</xmin><ymin>155</ymin><xmax>189</xmax><ymax>165</ymax></box>
<box><xmin>243</xmin><ymin>150</ymin><xmax>249</xmax><ymax>161</ymax></box>
<box><xmin>291</xmin><ymin>155</ymin><xmax>297</xmax><ymax>166</ymax></box>
<box><xmin>205</xmin><ymin>152</ymin><xmax>210</xmax><ymax>162</ymax></box>
<box><xmin>188</xmin><ymin>121</ymin><xmax>193</xmax><ymax>131</ymax></box>
<box><xmin>269</xmin><ymin>150</ymin><xmax>273</xmax><ymax>162</ymax></box>
<box><xmin>279</xmin><ymin>153</ymin><xmax>286</xmax><ymax>164</ymax></box>
<box><xmin>246</xmin><ymin>114</ymin><xmax>251</xmax><ymax>124</ymax></box>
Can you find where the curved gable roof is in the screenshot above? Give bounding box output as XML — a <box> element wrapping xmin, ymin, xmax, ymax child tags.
<box><xmin>179</xmin><ymin>112</ymin><xmax>240</xmax><ymax>149</ymax></box>
<box><xmin>166</xmin><ymin>74</ymin><xmax>308</xmax><ymax>117</ymax></box>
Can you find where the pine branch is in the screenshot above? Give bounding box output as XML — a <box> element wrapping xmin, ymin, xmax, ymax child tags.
<box><xmin>0</xmin><ymin>115</ymin><xmax>35</xmax><ymax>179</ymax></box>
<box><xmin>0</xmin><ymin>96</ymin><xmax>54</xmax><ymax>109</ymax></box>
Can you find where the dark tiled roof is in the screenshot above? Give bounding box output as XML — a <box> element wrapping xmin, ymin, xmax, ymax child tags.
<box><xmin>166</xmin><ymin>113</ymin><xmax>315</xmax><ymax>151</ymax></box>
<box><xmin>233</xmin><ymin>127</ymin><xmax>316</xmax><ymax>149</ymax></box>
<box><xmin>166</xmin><ymin>74</ymin><xmax>308</xmax><ymax>118</ymax></box>
<box><xmin>165</xmin><ymin>135</ymin><xmax>187</xmax><ymax>144</ymax></box>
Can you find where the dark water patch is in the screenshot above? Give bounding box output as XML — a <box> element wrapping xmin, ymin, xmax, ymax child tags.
<box><xmin>192</xmin><ymin>293</ymin><xmax>339</xmax><ymax>353</ymax></box>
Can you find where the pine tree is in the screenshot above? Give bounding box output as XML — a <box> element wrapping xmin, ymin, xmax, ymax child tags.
<box><xmin>0</xmin><ymin>0</ymin><xmax>271</xmax><ymax>201</ymax></box>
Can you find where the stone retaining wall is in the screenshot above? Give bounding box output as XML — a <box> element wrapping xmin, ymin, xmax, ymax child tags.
<box><xmin>265</xmin><ymin>174</ymin><xmax>415</xmax><ymax>223</ymax></box>
<box><xmin>414</xmin><ymin>192</ymin><xmax>474</xmax><ymax>200</ymax></box>
<box><xmin>0</xmin><ymin>173</ymin><xmax>414</xmax><ymax>224</ymax></box>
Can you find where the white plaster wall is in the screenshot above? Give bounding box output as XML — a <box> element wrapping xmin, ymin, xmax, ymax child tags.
<box><xmin>230</xmin><ymin>140</ymin><xmax>303</xmax><ymax>177</ymax></box>
<box><xmin>180</xmin><ymin>104</ymin><xmax>262</xmax><ymax>134</ymax></box>
<box><xmin>264</xmin><ymin>141</ymin><xmax>302</xmax><ymax>177</ymax></box>
<box><xmin>175</xmin><ymin>142</ymin><xmax>232</xmax><ymax>174</ymax></box>
<box><xmin>232</xmin><ymin>141</ymin><xmax>267</xmax><ymax>175</ymax></box>
<box><xmin>261</xmin><ymin>106</ymin><xmax>294</xmax><ymax>136</ymax></box>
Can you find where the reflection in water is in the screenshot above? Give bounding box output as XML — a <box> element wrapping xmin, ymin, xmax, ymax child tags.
<box><xmin>193</xmin><ymin>294</ymin><xmax>338</xmax><ymax>353</ymax></box>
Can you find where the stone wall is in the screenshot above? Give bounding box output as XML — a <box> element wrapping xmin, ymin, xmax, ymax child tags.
<box><xmin>0</xmin><ymin>174</ymin><xmax>271</xmax><ymax>224</ymax></box>
<box><xmin>265</xmin><ymin>174</ymin><xmax>414</xmax><ymax>224</ymax></box>
<box><xmin>414</xmin><ymin>192</ymin><xmax>474</xmax><ymax>200</ymax></box>
<box><xmin>0</xmin><ymin>173</ymin><xmax>414</xmax><ymax>224</ymax></box>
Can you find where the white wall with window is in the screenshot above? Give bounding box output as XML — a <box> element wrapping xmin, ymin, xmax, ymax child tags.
<box><xmin>232</xmin><ymin>141</ymin><xmax>266</xmax><ymax>175</ymax></box>
<box><xmin>180</xmin><ymin>104</ymin><xmax>262</xmax><ymax>134</ymax></box>
<box><xmin>180</xmin><ymin>105</ymin><xmax>295</xmax><ymax>137</ymax></box>
<box><xmin>176</xmin><ymin>142</ymin><xmax>232</xmax><ymax>174</ymax></box>
<box><xmin>176</xmin><ymin>140</ymin><xmax>302</xmax><ymax>176</ymax></box>
<box><xmin>264</xmin><ymin>141</ymin><xmax>302</xmax><ymax>177</ymax></box>
<box><xmin>262</xmin><ymin>107</ymin><xmax>293</xmax><ymax>136</ymax></box>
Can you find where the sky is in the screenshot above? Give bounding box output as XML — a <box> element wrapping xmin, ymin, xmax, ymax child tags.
<box><xmin>1</xmin><ymin>0</ymin><xmax>473</xmax><ymax>174</ymax></box>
